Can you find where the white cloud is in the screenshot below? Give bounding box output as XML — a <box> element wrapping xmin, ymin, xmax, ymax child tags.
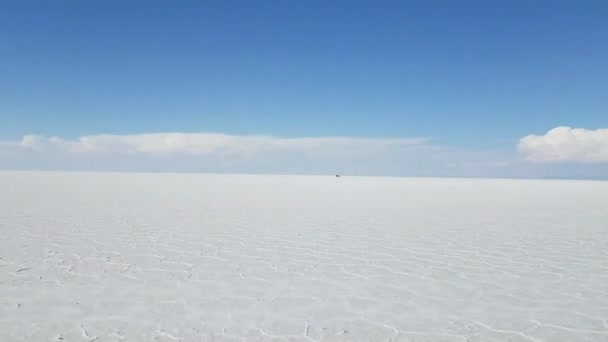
<box><xmin>5</xmin><ymin>130</ymin><xmax>608</xmax><ymax>179</ymax></box>
<box><xmin>14</xmin><ymin>132</ymin><xmax>431</xmax><ymax>159</ymax></box>
<box><xmin>518</xmin><ymin>127</ymin><xmax>608</xmax><ymax>163</ymax></box>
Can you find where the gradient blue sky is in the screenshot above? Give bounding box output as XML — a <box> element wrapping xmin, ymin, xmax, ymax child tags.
<box><xmin>1</xmin><ymin>1</ymin><xmax>607</xmax><ymax>178</ymax></box>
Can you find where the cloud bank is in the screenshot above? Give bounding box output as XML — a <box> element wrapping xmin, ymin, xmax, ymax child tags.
<box><xmin>0</xmin><ymin>132</ymin><xmax>458</xmax><ymax>176</ymax></box>
<box><xmin>518</xmin><ymin>127</ymin><xmax>608</xmax><ymax>163</ymax></box>
<box><xmin>16</xmin><ymin>133</ymin><xmax>431</xmax><ymax>159</ymax></box>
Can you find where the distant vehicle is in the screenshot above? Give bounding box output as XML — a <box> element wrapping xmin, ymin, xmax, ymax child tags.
<box><xmin>335</xmin><ymin>174</ymin><xmax>341</xmax><ymax>177</ymax></box>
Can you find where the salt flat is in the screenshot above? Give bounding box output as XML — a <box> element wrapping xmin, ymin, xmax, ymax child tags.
<box><xmin>0</xmin><ymin>171</ymin><xmax>607</xmax><ymax>342</ymax></box>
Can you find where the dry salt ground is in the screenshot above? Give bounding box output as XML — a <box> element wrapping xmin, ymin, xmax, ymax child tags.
<box><xmin>1</xmin><ymin>171</ymin><xmax>607</xmax><ymax>342</ymax></box>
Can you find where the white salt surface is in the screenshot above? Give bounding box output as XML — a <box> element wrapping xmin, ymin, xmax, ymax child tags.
<box><xmin>1</xmin><ymin>171</ymin><xmax>607</xmax><ymax>342</ymax></box>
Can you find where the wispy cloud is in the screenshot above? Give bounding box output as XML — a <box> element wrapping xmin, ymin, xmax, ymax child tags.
<box><xmin>518</xmin><ymin>127</ymin><xmax>608</xmax><ymax>163</ymax></box>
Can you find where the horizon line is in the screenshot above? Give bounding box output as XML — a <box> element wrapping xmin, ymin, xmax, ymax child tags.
<box><xmin>2</xmin><ymin>169</ymin><xmax>606</xmax><ymax>183</ymax></box>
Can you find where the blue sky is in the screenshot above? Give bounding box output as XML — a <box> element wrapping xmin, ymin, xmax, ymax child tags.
<box><xmin>1</xmin><ymin>1</ymin><xmax>607</xmax><ymax>178</ymax></box>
